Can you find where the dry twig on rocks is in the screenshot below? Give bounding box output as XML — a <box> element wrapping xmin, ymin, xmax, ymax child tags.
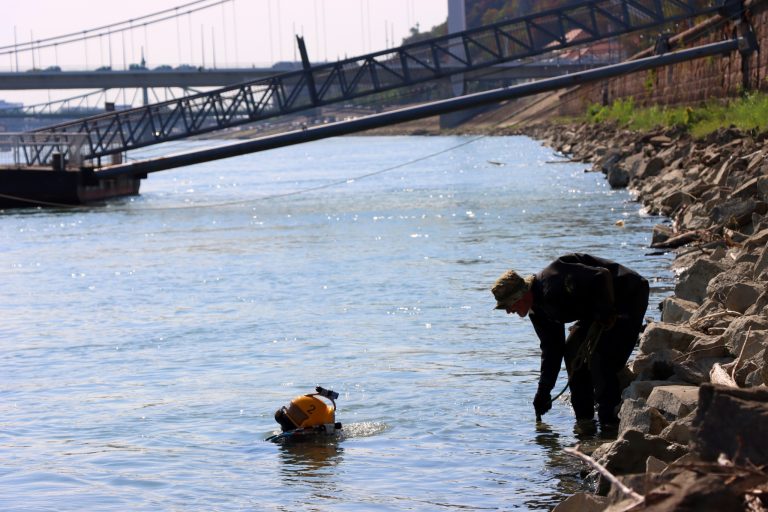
<box><xmin>564</xmin><ymin>445</ymin><xmax>645</xmax><ymax>505</ymax></box>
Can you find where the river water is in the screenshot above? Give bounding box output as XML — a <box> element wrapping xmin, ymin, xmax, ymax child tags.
<box><xmin>0</xmin><ymin>135</ymin><xmax>674</xmax><ymax>511</ymax></box>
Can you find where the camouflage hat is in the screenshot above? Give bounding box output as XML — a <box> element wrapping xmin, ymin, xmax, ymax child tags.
<box><xmin>491</xmin><ymin>270</ymin><xmax>534</xmax><ymax>310</ymax></box>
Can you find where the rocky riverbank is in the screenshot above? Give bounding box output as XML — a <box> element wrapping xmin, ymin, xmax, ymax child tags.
<box><xmin>505</xmin><ymin>122</ymin><xmax>768</xmax><ymax>511</ymax></box>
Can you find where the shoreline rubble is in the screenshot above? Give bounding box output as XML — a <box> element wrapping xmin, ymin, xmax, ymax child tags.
<box><xmin>503</xmin><ymin>121</ymin><xmax>768</xmax><ymax>511</ymax></box>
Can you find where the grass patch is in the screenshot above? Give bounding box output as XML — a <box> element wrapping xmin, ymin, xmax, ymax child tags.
<box><xmin>584</xmin><ymin>92</ymin><xmax>768</xmax><ymax>137</ymax></box>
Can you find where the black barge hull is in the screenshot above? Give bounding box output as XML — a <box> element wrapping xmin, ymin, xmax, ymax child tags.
<box><xmin>0</xmin><ymin>168</ymin><xmax>142</xmax><ymax>209</ymax></box>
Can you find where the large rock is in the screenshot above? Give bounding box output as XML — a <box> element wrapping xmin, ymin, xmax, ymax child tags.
<box><xmin>675</xmin><ymin>355</ymin><xmax>733</xmax><ymax>385</ymax></box>
<box><xmin>744</xmin><ymin>228</ymin><xmax>768</xmax><ymax>250</ymax></box>
<box><xmin>646</xmin><ymin>385</ymin><xmax>699</xmax><ymax>419</ymax></box>
<box><xmin>660</xmin><ymin>296</ymin><xmax>698</xmax><ymax>324</ymax></box>
<box><xmin>731</xmin><ymin>176</ymin><xmax>760</xmax><ymax>200</ymax></box>
<box><xmin>623</xmin><ymin>470</ymin><xmax>757</xmax><ymax>511</ymax></box>
<box><xmin>618</xmin><ymin>398</ymin><xmax>668</xmax><ymax>435</ymax></box>
<box><xmin>621</xmin><ymin>380</ymin><xmax>676</xmax><ymax>401</ymax></box>
<box><xmin>675</xmin><ymin>259</ymin><xmax>726</xmax><ymax>303</ymax></box>
<box><xmin>724</xmin><ymin>282</ymin><xmax>763</xmax><ymax>313</ymax></box>
<box><xmin>552</xmin><ymin>493</ymin><xmax>609</xmax><ymax>512</ymax></box>
<box><xmin>686</xmin><ymin>336</ymin><xmax>729</xmax><ymax>359</ymax></box>
<box><xmin>623</xmin><ymin>152</ymin><xmax>647</xmax><ymax>179</ymax></box>
<box><xmin>659</xmin><ymin>187</ymin><xmax>692</xmax><ymax>216</ymax></box>
<box><xmin>692</xmin><ymin>384</ymin><xmax>768</xmax><ymax>465</ymax></box>
<box><xmin>660</xmin><ymin>414</ymin><xmax>694</xmax><ymax>446</ymax></box>
<box><xmin>651</xmin><ymin>224</ymin><xmax>675</xmax><ymax>246</ymax></box>
<box><xmin>638</xmin><ymin>323</ymin><xmax>700</xmax><ymax>353</ymax></box>
<box><xmin>757</xmin><ymin>175</ymin><xmax>768</xmax><ymax>202</ymax></box>
<box><xmin>595</xmin><ymin>429</ymin><xmax>687</xmax><ymax>494</ymax></box>
<box><xmin>635</xmin><ymin>156</ymin><xmax>666</xmax><ymax>180</ymax></box>
<box><xmin>594</xmin><ymin>148</ymin><xmax>623</xmax><ymax>175</ymax></box>
<box><xmin>722</xmin><ymin>316</ymin><xmax>768</xmax><ymax>356</ymax></box>
<box><xmin>754</xmin><ymin>241</ymin><xmax>768</xmax><ymax>280</ymax></box>
<box><xmin>705</xmin><ymin>262</ymin><xmax>755</xmax><ymax>299</ymax></box>
<box><xmin>607</xmin><ymin>166</ymin><xmax>630</xmax><ymax>188</ymax></box>
<box><xmin>743</xmin><ymin>291</ymin><xmax>768</xmax><ymax>316</ymax></box>
<box><xmin>733</xmin><ymin>349</ymin><xmax>766</xmax><ymax>387</ymax></box>
<box><xmin>631</xmin><ymin>348</ymin><xmax>683</xmax><ymax>380</ymax></box>
<box><xmin>710</xmin><ymin>198</ymin><xmax>768</xmax><ymax>228</ymax></box>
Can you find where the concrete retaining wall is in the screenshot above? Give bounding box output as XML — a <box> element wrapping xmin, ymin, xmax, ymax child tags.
<box><xmin>558</xmin><ymin>0</ymin><xmax>768</xmax><ymax>116</ymax></box>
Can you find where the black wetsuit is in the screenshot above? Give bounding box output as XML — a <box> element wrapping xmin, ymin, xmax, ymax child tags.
<box><xmin>529</xmin><ymin>253</ymin><xmax>649</xmax><ymax>424</ymax></box>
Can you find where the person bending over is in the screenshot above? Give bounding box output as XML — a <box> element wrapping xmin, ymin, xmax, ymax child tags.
<box><xmin>492</xmin><ymin>253</ymin><xmax>649</xmax><ymax>432</ymax></box>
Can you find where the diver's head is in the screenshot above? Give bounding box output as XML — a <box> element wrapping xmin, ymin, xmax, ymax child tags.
<box><xmin>274</xmin><ymin>389</ymin><xmax>336</xmax><ymax>432</ymax></box>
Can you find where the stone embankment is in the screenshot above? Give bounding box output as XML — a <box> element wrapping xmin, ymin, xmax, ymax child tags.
<box><xmin>511</xmin><ymin>122</ymin><xmax>768</xmax><ymax>511</ymax></box>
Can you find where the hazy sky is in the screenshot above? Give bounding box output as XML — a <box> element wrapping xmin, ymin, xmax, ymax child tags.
<box><xmin>2</xmin><ymin>0</ymin><xmax>448</xmax><ymax>71</ymax></box>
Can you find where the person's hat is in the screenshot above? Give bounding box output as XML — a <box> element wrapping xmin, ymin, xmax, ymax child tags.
<box><xmin>491</xmin><ymin>270</ymin><xmax>534</xmax><ymax>309</ymax></box>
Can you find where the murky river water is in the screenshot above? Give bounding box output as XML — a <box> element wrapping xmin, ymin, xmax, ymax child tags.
<box><xmin>0</xmin><ymin>135</ymin><xmax>674</xmax><ymax>511</ymax></box>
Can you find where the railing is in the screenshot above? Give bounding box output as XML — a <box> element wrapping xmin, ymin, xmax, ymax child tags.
<box><xmin>24</xmin><ymin>0</ymin><xmax>737</xmax><ymax>167</ymax></box>
<box><xmin>0</xmin><ymin>133</ymin><xmax>91</xmax><ymax>169</ymax></box>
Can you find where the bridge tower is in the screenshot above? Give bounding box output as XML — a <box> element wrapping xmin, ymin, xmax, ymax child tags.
<box><xmin>440</xmin><ymin>0</ymin><xmax>475</xmax><ymax>129</ymax></box>
<box><xmin>448</xmin><ymin>0</ymin><xmax>467</xmax><ymax>97</ymax></box>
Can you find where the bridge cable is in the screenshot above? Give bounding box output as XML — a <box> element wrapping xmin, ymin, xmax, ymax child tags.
<box><xmin>0</xmin><ymin>0</ymin><xmax>231</xmax><ymax>58</ymax></box>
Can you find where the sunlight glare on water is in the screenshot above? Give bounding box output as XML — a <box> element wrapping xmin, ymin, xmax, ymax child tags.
<box><xmin>0</xmin><ymin>136</ymin><xmax>674</xmax><ymax>511</ymax></box>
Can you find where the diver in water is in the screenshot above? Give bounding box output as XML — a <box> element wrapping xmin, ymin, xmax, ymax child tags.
<box><xmin>491</xmin><ymin>253</ymin><xmax>649</xmax><ymax>434</ymax></box>
<box><xmin>269</xmin><ymin>387</ymin><xmax>343</xmax><ymax>442</ymax></box>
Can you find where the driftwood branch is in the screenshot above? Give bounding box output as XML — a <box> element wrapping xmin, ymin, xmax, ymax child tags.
<box><xmin>732</xmin><ymin>327</ymin><xmax>752</xmax><ymax>381</ymax></box>
<box><xmin>564</xmin><ymin>445</ymin><xmax>645</xmax><ymax>504</ymax></box>
<box><xmin>650</xmin><ymin>230</ymin><xmax>705</xmax><ymax>249</ymax></box>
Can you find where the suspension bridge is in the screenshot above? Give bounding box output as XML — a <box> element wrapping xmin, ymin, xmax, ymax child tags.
<box><xmin>0</xmin><ymin>0</ymin><xmax>758</xmax><ymax>208</ymax></box>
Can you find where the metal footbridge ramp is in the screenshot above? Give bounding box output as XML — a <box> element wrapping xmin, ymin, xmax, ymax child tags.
<box><xmin>20</xmin><ymin>0</ymin><xmax>744</xmax><ymax>167</ymax></box>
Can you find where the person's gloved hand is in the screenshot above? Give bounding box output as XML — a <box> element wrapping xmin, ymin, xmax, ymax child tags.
<box><xmin>533</xmin><ymin>390</ymin><xmax>552</xmax><ymax>418</ymax></box>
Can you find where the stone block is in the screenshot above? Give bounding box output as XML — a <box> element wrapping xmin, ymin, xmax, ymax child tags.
<box><xmin>552</xmin><ymin>493</ymin><xmax>609</xmax><ymax>512</ymax></box>
<box><xmin>638</xmin><ymin>323</ymin><xmax>699</xmax><ymax>353</ymax></box>
<box><xmin>686</xmin><ymin>336</ymin><xmax>728</xmax><ymax>360</ymax></box>
<box><xmin>754</xmin><ymin>241</ymin><xmax>768</xmax><ymax>280</ymax></box>
<box><xmin>705</xmin><ymin>262</ymin><xmax>755</xmax><ymax>299</ymax></box>
<box><xmin>621</xmin><ymin>380</ymin><xmax>675</xmax><ymax>401</ymax></box>
<box><xmin>595</xmin><ymin>429</ymin><xmax>687</xmax><ymax>494</ymax></box>
<box><xmin>636</xmin><ymin>156</ymin><xmax>666</xmax><ymax>180</ymax></box>
<box><xmin>723</xmin><ymin>316</ymin><xmax>768</xmax><ymax>356</ymax></box>
<box><xmin>744</xmin><ymin>228</ymin><xmax>768</xmax><ymax>250</ymax></box>
<box><xmin>607</xmin><ymin>166</ymin><xmax>630</xmax><ymax>188</ymax></box>
<box><xmin>692</xmin><ymin>384</ymin><xmax>768</xmax><ymax>465</ymax></box>
<box><xmin>623</xmin><ymin>152</ymin><xmax>646</xmax><ymax>179</ymax></box>
<box><xmin>675</xmin><ymin>259</ymin><xmax>726</xmax><ymax>303</ymax></box>
<box><xmin>594</xmin><ymin>148</ymin><xmax>622</xmax><ymax>174</ymax></box>
<box><xmin>709</xmin><ymin>246</ymin><xmax>727</xmax><ymax>261</ymax></box>
<box><xmin>758</xmin><ymin>176</ymin><xmax>768</xmax><ymax>202</ymax></box>
<box><xmin>724</xmin><ymin>282</ymin><xmax>763</xmax><ymax>313</ymax></box>
<box><xmin>731</xmin><ymin>176</ymin><xmax>759</xmax><ymax>200</ymax></box>
<box><xmin>660</xmin><ymin>413</ymin><xmax>694</xmax><ymax>446</ymax></box>
<box><xmin>647</xmin><ymin>385</ymin><xmax>699</xmax><ymax>419</ymax></box>
<box><xmin>651</xmin><ymin>224</ymin><xmax>674</xmax><ymax>246</ymax></box>
<box><xmin>631</xmin><ymin>349</ymin><xmax>683</xmax><ymax>380</ymax></box>
<box><xmin>711</xmin><ymin>199</ymin><xmax>768</xmax><ymax>228</ymax></box>
<box><xmin>618</xmin><ymin>398</ymin><xmax>668</xmax><ymax>435</ymax></box>
<box><xmin>688</xmin><ymin>299</ymin><xmax>728</xmax><ymax>330</ymax></box>
<box><xmin>660</xmin><ymin>296</ymin><xmax>698</xmax><ymax>324</ymax></box>
<box><xmin>646</xmin><ymin>455</ymin><xmax>668</xmax><ymax>474</ymax></box>
<box><xmin>744</xmin><ymin>291</ymin><xmax>768</xmax><ymax>316</ymax></box>
<box><xmin>659</xmin><ymin>189</ymin><xmax>692</xmax><ymax>215</ymax></box>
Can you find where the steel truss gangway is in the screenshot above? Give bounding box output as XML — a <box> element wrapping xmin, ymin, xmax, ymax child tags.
<box><xmin>22</xmin><ymin>0</ymin><xmax>747</xmax><ymax>167</ymax></box>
